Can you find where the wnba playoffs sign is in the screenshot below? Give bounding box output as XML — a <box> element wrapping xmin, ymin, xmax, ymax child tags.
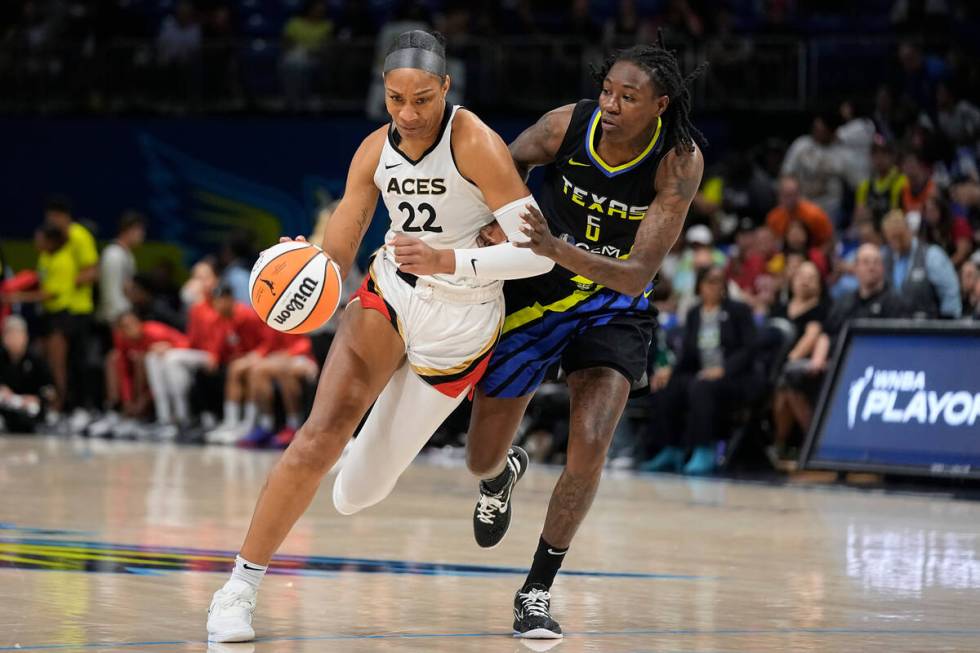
<box><xmin>805</xmin><ymin>322</ymin><xmax>980</xmax><ymax>478</ymax></box>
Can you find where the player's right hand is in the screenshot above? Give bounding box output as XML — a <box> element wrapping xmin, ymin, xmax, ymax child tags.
<box><xmin>279</xmin><ymin>235</ymin><xmax>308</xmax><ymax>244</ymax></box>
<box><xmin>477</xmin><ymin>221</ymin><xmax>505</xmax><ymax>247</ymax></box>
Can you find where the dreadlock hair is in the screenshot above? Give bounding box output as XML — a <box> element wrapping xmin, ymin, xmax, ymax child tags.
<box><xmin>592</xmin><ymin>32</ymin><xmax>708</xmax><ymax>154</ymax></box>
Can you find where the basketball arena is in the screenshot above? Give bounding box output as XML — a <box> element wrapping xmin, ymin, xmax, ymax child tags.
<box><xmin>2</xmin><ymin>2</ymin><xmax>979</xmax><ymax>651</ymax></box>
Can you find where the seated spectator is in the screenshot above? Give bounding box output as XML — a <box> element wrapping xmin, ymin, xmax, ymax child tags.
<box><xmin>853</xmin><ymin>136</ymin><xmax>908</xmax><ymax>230</ymax></box>
<box><xmin>768</xmin><ymin>245</ymin><xmax>910</xmax><ymax>456</ymax></box>
<box><xmin>766</xmin><ymin>176</ymin><xmax>834</xmax><ymax>252</ymax></box>
<box><xmin>882</xmin><ymin>211</ymin><xmax>962</xmax><ymax>318</ymax></box>
<box><xmin>920</xmin><ymin>193</ymin><xmax>974</xmax><ymax>268</ymax></box>
<box><xmin>780</xmin><ymin>114</ymin><xmax>849</xmax><ymax>222</ymax></box>
<box><xmin>831</xmin><ymin>214</ymin><xmax>884</xmax><ymax>299</ymax></box>
<box><xmin>725</xmin><ymin>219</ymin><xmax>767</xmax><ymax>298</ymax></box>
<box><xmin>641</xmin><ymin>266</ymin><xmax>758</xmax><ymax>475</ymax></box>
<box><xmin>0</xmin><ymin>315</ymin><xmax>54</xmax><ymax>433</ymax></box>
<box><xmin>821</xmin><ymin>244</ymin><xmax>910</xmax><ymax>342</ymax></box>
<box><xmin>113</xmin><ymin>312</ymin><xmax>191</xmax><ymax>438</ymax></box>
<box><xmin>901</xmin><ymin>151</ymin><xmax>938</xmax><ymax>212</ymax></box>
<box><xmin>119</xmin><ymin>270</ymin><xmax>232</xmax><ymax>439</ymax></box>
<box><xmin>782</xmin><ymin>218</ymin><xmax>830</xmax><ymax>278</ymax></box>
<box><xmin>769</xmin><ymin>261</ymin><xmax>830</xmax><ymax>459</ymax></box>
<box><xmin>203</xmin><ymin>286</ymin><xmax>269</xmax><ymax>444</ymax></box>
<box><xmin>670</xmin><ymin>225</ymin><xmax>727</xmax><ymax>321</ymax></box>
<box><xmin>236</xmin><ymin>331</ymin><xmax>317</xmax><ymax>449</ymax></box>
<box><xmin>280</xmin><ymin>0</ymin><xmax>333</xmax><ymax>110</ymax></box>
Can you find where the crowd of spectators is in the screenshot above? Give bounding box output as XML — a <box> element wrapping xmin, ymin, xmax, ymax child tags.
<box><xmin>2</xmin><ymin>1</ymin><xmax>979</xmax><ymax>477</ymax></box>
<box><xmin>0</xmin><ymin>198</ymin><xmax>360</xmax><ymax>450</ymax></box>
<box><xmin>4</xmin><ymin>1</ymin><xmax>980</xmax><ymax>113</ymax></box>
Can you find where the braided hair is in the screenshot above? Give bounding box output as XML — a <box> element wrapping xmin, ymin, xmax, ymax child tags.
<box><xmin>593</xmin><ymin>33</ymin><xmax>708</xmax><ymax>153</ymax></box>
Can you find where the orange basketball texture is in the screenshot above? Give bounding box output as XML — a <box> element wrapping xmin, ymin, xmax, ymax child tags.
<box><xmin>249</xmin><ymin>242</ymin><xmax>342</xmax><ymax>334</ymax></box>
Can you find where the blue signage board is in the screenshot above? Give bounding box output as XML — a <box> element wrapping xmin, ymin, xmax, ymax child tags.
<box><xmin>803</xmin><ymin>321</ymin><xmax>980</xmax><ymax>479</ymax></box>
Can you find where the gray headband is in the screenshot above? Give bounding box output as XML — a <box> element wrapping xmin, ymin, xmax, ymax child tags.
<box><xmin>383</xmin><ymin>47</ymin><xmax>446</xmax><ymax>77</ymax></box>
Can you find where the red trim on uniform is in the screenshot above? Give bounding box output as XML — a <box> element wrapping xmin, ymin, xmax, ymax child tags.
<box><xmin>430</xmin><ymin>350</ymin><xmax>495</xmax><ymax>399</ymax></box>
<box><xmin>352</xmin><ymin>275</ymin><xmax>396</xmax><ymax>326</ymax></box>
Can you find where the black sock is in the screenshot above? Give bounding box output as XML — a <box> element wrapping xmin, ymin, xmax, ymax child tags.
<box><xmin>523</xmin><ymin>536</ymin><xmax>568</xmax><ymax>591</ymax></box>
<box><xmin>481</xmin><ymin>460</ymin><xmax>512</xmax><ymax>494</ymax></box>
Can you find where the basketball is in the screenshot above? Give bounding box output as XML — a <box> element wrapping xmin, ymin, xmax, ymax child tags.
<box><xmin>249</xmin><ymin>241</ymin><xmax>343</xmax><ymax>334</ymax></box>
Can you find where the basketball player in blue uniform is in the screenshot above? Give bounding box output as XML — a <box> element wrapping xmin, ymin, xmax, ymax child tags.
<box><xmin>411</xmin><ymin>39</ymin><xmax>706</xmax><ymax>638</ymax></box>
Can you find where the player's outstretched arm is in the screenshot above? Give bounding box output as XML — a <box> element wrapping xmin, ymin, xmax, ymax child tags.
<box><xmin>314</xmin><ymin>128</ymin><xmax>384</xmax><ymax>278</ymax></box>
<box><xmin>518</xmin><ymin>145</ymin><xmax>704</xmax><ymax>297</ymax></box>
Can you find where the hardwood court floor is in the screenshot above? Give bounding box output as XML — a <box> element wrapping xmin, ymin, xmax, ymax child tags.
<box><xmin>1</xmin><ymin>436</ymin><xmax>979</xmax><ymax>653</ymax></box>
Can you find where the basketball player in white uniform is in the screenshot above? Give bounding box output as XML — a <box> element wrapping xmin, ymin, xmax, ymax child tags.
<box><xmin>207</xmin><ymin>30</ymin><xmax>553</xmax><ymax>642</ymax></box>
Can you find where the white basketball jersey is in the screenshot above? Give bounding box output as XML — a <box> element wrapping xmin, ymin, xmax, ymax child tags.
<box><xmin>374</xmin><ymin>104</ymin><xmax>498</xmax><ymax>289</ymax></box>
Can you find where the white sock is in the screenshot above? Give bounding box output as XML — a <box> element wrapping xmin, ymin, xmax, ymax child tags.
<box><xmin>286</xmin><ymin>413</ymin><xmax>301</xmax><ymax>429</ymax></box>
<box><xmin>222</xmin><ymin>401</ymin><xmax>240</xmax><ymax>426</ymax></box>
<box><xmin>230</xmin><ymin>554</ymin><xmax>267</xmax><ymax>591</ymax></box>
<box><xmin>258</xmin><ymin>413</ymin><xmax>274</xmax><ymax>430</ymax></box>
<box><xmin>242</xmin><ymin>402</ymin><xmax>258</xmax><ymax>428</ymax></box>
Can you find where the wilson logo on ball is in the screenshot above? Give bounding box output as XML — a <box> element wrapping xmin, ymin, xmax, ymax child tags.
<box><xmin>271</xmin><ymin>277</ymin><xmax>319</xmax><ymax>326</ymax></box>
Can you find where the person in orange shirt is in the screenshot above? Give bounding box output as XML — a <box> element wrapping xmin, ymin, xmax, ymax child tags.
<box><xmin>766</xmin><ymin>176</ymin><xmax>835</xmax><ymax>249</ymax></box>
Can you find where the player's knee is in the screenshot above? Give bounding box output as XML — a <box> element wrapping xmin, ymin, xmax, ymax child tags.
<box><xmin>332</xmin><ymin>470</ymin><xmax>392</xmax><ymax>515</ymax></box>
<box><xmin>567</xmin><ymin>426</ymin><xmax>613</xmax><ymax>473</ymax></box>
<box><xmin>331</xmin><ymin>473</ymin><xmax>361</xmax><ymax>515</ymax></box>
<box><xmin>285</xmin><ymin>422</ymin><xmax>346</xmax><ymax>475</ymax></box>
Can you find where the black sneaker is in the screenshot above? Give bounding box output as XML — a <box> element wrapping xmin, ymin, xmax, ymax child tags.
<box><xmin>513</xmin><ymin>583</ymin><xmax>563</xmax><ymax>639</ymax></box>
<box><xmin>473</xmin><ymin>446</ymin><xmax>529</xmax><ymax>548</ymax></box>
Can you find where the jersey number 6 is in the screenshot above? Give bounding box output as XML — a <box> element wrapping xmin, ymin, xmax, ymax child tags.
<box><xmin>398</xmin><ymin>201</ymin><xmax>443</xmax><ymax>233</ymax></box>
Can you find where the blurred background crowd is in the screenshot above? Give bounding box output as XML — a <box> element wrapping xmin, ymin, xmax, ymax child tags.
<box><xmin>2</xmin><ymin>0</ymin><xmax>979</xmax><ymax>477</ymax></box>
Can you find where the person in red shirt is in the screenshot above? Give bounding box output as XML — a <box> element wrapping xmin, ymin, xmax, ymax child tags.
<box><xmin>725</xmin><ymin>219</ymin><xmax>767</xmax><ymax>295</ymax></box>
<box><xmin>236</xmin><ymin>330</ymin><xmax>317</xmax><ymax>449</ymax></box>
<box><xmin>920</xmin><ymin>193</ymin><xmax>973</xmax><ymax>267</ymax></box>
<box><xmin>204</xmin><ymin>285</ymin><xmax>269</xmax><ymax>444</ymax></box>
<box><xmin>111</xmin><ymin>312</ymin><xmax>189</xmax><ymax>437</ymax></box>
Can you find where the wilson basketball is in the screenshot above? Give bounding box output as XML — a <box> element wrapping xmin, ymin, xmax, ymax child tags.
<box><xmin>249</xmin><ymin>241</ymin><xmax>343</xmax><ymax>334</ymax></box>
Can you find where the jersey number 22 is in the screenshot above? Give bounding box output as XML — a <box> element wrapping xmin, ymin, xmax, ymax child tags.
<box><xmin>398</xmin><ymin>201</ymin><xmax>442</xmax><ymax>233</ymax></box>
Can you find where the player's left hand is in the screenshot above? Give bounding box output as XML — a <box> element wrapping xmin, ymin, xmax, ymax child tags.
<box><xmin>516</xmin><ymin>204</ymin><xmax>561</xmax><ymax>259</ymax></box>
<box><xmin>391</xmin><ymin>234</ymin><xmax>456</xmax><ymax>275</ymax></box>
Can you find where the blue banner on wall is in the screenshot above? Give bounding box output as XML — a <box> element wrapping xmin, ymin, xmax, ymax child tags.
<box><xmin>1</xmin><ymin>116</ymin><xmax>528</xmax><ymax>270</ymax></box>
<box><xmin>804</xmin><ymin>322</ymin><xmax>980</xmax><ymax>478</ymax></box>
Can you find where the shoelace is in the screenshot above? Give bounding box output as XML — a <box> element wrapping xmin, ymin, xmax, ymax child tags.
<box><xmin>475</xmin><ymin>492</ymin><xmax>506</xmax><ymax>525</ymax></box>
<box><xmin>212</xmin><ymin>589</ymin><xmax>255</xmax><ymax>614</ymax></box>
<box><xmin>518</xmin><ymin>588</ymin><xmax>551</xmax><ymax>618</ymax></box>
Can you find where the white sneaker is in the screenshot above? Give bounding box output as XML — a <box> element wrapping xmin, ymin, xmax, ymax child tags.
<box><xmin>207</xmin><ymin>423</ymin><xmax>252</xmax><ymax>445</ymax></box>
<box><xmin>68</xmin><ymin>408</ymin><xmax>93</xmax><ymax>435</ymax></box>
<box><xmin>151</xmin><ymin>423</ymin><xmax>179</xmax><ymax>440</ymax></box>
<box><xmin>207</xmin><ymin>580</ymin><xmax>256</xmax><ymax>642</ymax></box>
<box><xmin>87</xmin><ymin>411</ymin><xmax>120</xmax><ymax>438</ymax></box>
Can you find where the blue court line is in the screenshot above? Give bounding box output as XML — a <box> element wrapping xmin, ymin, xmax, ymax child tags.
<box><xmin>0</xmin><ymin>536</ymin><xmax>706</xmax><ymax>580</ymax></box>
<box><xmin>4</xmin><ymin>627</ymin><xmax>980</xmax><ymax>651</ymax></box>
